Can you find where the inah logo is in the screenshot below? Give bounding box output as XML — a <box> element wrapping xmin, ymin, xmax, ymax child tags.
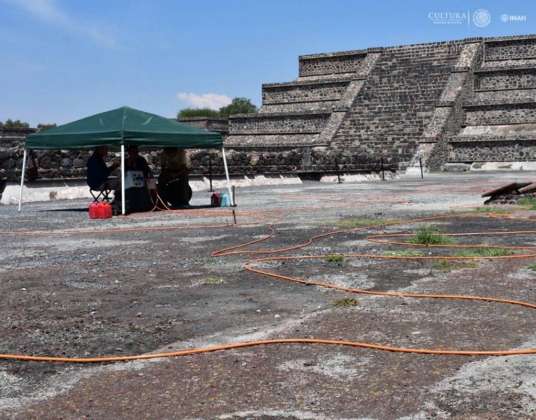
<box><xmin>473</xmin><ymin>9</ymin><xmax>491</xmax><ymax>27</ymax></box>
<box><xmin>501</xmin><ymin>13</ymin><xmax>527</xmax><ymax>23</ymax></box>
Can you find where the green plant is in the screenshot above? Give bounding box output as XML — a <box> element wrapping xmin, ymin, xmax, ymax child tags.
<box><xmin>325</xmin><ymin>254</ymin><xmax>344</xmax><ymax>263</ymax></box>
<box><xmin>203</xmin><ymin>276</ymin><xmax>226</xmax><ymax>285</ymax></box>
<box><xmin>473</xmin><ymin>206</ymin><xmax>510</xmax><ymax>214</ymax></box>
<box><xmin>527</xmin><ymin>263</ymin><xmax>536</xmax><ymax>272</ymax></box>
<box><xmin>453</xmin><ymin>248</ymin><xmax>515</xmax><ymax>258</ymax></box>
<box><xmin>432</xmin><ymin>260</ymin><xmax>479</xmax><ymax>272</ymax></box>
<box><xmin>518</xmin><ymin>196</ymin><xmax>536</xmax><ymax>210</ymax></box>
<box><xmin>408</xmin><ymin>226</ymin><xmax>453</xmax><ymax>246</ymax></box>
<box><xmin>333</xmin><ymin>298</ymin><xmax>359</xmax><ymax>307</ymax></box>
<box><xmin>383</xmin><ymin>250</ymin><xmax>424</xmax><ymax>257</ymax></box>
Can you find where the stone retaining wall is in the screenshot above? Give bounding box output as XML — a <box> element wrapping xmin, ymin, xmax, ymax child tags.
<box><xmin>298</xmin><ymin>51</ymin><xmax>366</xmax><ymax>77</ymax></box>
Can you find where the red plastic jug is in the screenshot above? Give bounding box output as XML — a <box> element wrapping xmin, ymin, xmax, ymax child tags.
<box><xmin>89</xmin><ymin>202</ymin><xmax>112</xmax><ymax>219</ymax></box>
<box><xmin>96</xmin><ymin>202</ymin><xmax>112</xmax><ymax>219</ymax></box>
<box><xmin>104</xmin><ymin>202</ymin><xmax>113</xmax><ymax>218</ymax></box>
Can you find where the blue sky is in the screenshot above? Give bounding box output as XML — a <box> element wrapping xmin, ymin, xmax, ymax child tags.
<box><xmin>1</xmin><ymin>0</ymin><xmax>534</xmax><ymax>126</ymax></box>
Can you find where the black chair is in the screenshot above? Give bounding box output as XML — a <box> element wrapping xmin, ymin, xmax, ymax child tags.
<box><xmin>89</xmin><ymin>187</ymin><xmax>112</xmax><ymax>202</ymax></box>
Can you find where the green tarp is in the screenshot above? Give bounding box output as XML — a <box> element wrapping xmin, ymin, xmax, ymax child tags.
<box><xmin>26</xmin><ymin>106</ymin><xmax>223</xmax><ymax>150</ymax></box>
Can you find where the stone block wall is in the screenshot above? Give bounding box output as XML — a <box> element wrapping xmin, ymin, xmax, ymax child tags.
<box><xmin>476</xmin><ymin>68</ymin><xmax>536</xmax><ymax>90</ymax></box>
<box><xmin>485</xmin><ymin>38</ymin><xmax>536</xmax><ymax>61</ymax></box>
<box><xmin>449</xmin><ymin>139</ymin><xmax>536</xmax><ymax>162</ymax></box>
<box><xmin>0</xmin><ymin>130</ymin><xmax>95</xmax><ymax>182</ymax></box>
<box><xmin>298</xmin><ymin>51</ymin><xmax>365</xmax><ymax>78</ymax></box>
<box><xmin>448</xmin><ymin>35</ymin><xmax>536</xmax><ymax>165</ymax></box>
<box><xmin>229</xmin><ymin>112</ymin><xmax>329</xmax><ymax>135</ymax></box>
<box><xmin>464</xmin><ymin>103</ymin><xmax>536</xmax><ymax>125</ymax></box>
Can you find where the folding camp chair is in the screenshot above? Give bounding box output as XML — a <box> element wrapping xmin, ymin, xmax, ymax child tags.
<box><xmin>90</xmin><ymin>187</ymin><xmax>112</xmax><ymax>202</ymax></box>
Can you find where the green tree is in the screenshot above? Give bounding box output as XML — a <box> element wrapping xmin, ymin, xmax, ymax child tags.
<box><xmin>2</xmin><ymin>119</ymin><xmax>30</xmax><ymax>129</ymax></box>
<box><xmin>218</xmin><ymin>97</ymin><xmax>257</xmax><ymax>117</ymax></box>
<box><xmin>177</xmin><ymin>97</ymin><xmax>258</xmax><ymax>119</ymax></box>
<box><xmin>177</xmin><ymin>108</ymin><xmax>220</xmax><ymax>119</ymax></box>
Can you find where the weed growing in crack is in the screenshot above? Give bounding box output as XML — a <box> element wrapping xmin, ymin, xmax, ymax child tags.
<box><xmin>453</xmin><ymin>248</ymin><xmax>515</xmax><ymax>258</ymax></box>
<box><xmin>518</xmin><ymin>196</ymin><xmax>536</xmax><ymax>210</ymax></box>
<box><xmin>432</xmin><ymin>260</ymin><xmax>479</xmax><ymax>272</ymax></box>
<box><xmin>333</xmin><ymin>298</ymin><xmax>359</xmax><ymax>307</ymax></box>
<box><xmin>203</xmin><ymin>276</ymin><xmax>226</xmax><ymax>285</ymax></box>
<box><xmin>408</xmin><ymin>226</ymin><xmax>454</xmax><ymax>246</ymax></box>
<box><xmin>383</xmin><ymin>250</ymin><xmax>424</xmax><ymax>257</ymax></box>
<box><xmin>325</xmin><ymin>254</ymin><xmax>344</xmax><ymax>264</ymax></box>
<box><xmin>473</xmin><ymin>206</ymin><xmax>511</xmax><ymax>214</ymax></box>
<box><xmin>527</xmin><ymin>263</ymin><xmax>536</xmax><ymax>272</ymax></box>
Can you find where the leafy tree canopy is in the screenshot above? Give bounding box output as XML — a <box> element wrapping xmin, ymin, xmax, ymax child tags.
<box><xmin>0</xmin><ymin>119</ymin><xmax>30</xmax><ymax>129</ymax></box>
<box><xmin>218</xmin><ymin>97</ymin><xmax>257</xmax><ymax>117</ymax></box>
<box><xmin>177</xmin><ymin>97</ymin><xmax>257</xmax><ymax>119</ymax></box>
<box><xmin>178</xmin><ymin>108</ymin><xmax>220</xmax><ymax>119</ymax></box>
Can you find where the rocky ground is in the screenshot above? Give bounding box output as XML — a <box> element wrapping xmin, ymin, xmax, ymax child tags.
<box><xmin>2</xmin><ymin>172</ymin><xmax>536</xmax><ymax>419</ymax></box>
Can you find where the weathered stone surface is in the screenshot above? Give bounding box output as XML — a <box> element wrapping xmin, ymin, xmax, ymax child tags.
<box><xmin>298</xmin><ymin>51</ymin><xmax>366</xmax><ymax>77</ymax></box>
<box><xmin>442</xmin><ymin>163</ymin><xmax>471</xmax><ymax>172</ymax></box>
<box><xmin>485</xmin><ymin>37</ymin><xmax>536</xmax><ymax>61</ymax></box>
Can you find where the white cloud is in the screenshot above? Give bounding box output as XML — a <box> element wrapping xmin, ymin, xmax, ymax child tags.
<box><xmin>3</xmin><ymin>0</ymin><xmax>118</xmax><ymax>48</ymax></box>
<box><xmin>177</xmin><ymin>92</ymin><xmax>232</xmax><ymax>110</ymax></box>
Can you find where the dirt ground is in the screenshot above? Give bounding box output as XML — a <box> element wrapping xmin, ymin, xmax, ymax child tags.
<box><xmin>3</xmin><ymin>172</ymin><xmax>536</xmax><ymax>419</ymax></box>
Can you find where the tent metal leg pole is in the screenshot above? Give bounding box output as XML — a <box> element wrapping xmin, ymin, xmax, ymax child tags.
<box><xmin>221</xmin><ymin>147</ymin><xmax>234</xmax><ymax>206</ymax></box>
<box><xmin>18</xmin><ymin>149</ymin><xmax>27</xmax><ymax>212</ymax></box>
<box><xmin>121</xmin><ymin>144</ymin><xmax>126</xmax><ymax>215</ymax></box>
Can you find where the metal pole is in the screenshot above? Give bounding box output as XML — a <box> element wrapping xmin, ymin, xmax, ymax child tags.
<box><xmin>336</xmin><ymin>158</ymin><xmax>341</xmax><ymax>184</ymax></box>
<box><xmin>381</xmin><ymin>157</ymin><xmax>385</xmax><ymax>181</ymax></box>
<box><xmin>232</xmin><ymin>185</ymin><xmax>236</xmax><ymax>207</ymax></box>
<box><xmin>419</xmin><ymin>157</ymin><xmax>424</xmax><ymax>179</ymax></box>
<box><xmin>221</xmin><ymin>147</ymin><xmax>234</xmax><ymax>206</ymax></box>
<box><xmin>121</xmin><ymin>144</ymin><xmax>126</xmax><ymax>215</ymax></box>
<box><xmin>18</xmin><ymin>148</ymin><xmax>27</xmax><ymax>212</ymax></box>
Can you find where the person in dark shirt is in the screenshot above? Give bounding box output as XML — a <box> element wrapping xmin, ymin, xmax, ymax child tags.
<box><xmin>115</xmin><ymin>145</ymin><xmax>155</xmax><ymax>213</ymax></box>
<box><xmin>126</xmin><ymin>145</ymin><xmax>152</xmax><ymax>178</ymax></box>
<box><xmin>86</xmin><ymin>146</ymin><xmax>119</xmax><ymax>190</ymax></box>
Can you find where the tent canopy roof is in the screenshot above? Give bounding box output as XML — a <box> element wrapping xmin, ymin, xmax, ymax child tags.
<box><xmin>26</xmin><ymin>106</ymin><xmax>223</xmax><ymax>150</ymax></box>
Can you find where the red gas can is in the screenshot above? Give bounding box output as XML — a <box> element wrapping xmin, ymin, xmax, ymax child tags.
<box><xmin>89</xmin><ymin>202</ymin><xmax>112</xmax><ymax>219</ymax></box>
<box><xmin>88</xmin><ymin>202</ymin><xmax>100</xmax><ymax>219</ymax></box>
<box><xmin>104</xmin><ymin>202</ymin><xmax>113</xmax><ymax>218</ymax></box>
<box><xmin>97</xmin><ymin>202</ymin><xmax>112</xmax><ymax>219</ymax></box>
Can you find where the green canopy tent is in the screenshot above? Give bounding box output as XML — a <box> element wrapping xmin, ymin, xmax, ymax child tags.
<box><xmin>20</xmin><ymin>106</ymin><xmax>233</xmax><ymax>214</ymax></box>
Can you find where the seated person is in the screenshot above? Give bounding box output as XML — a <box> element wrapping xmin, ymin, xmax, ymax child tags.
<box><xmin>115</xmin><ymin>145</ymin><xmax>155</xmax><ymax>213</ymax></box>
<box><xmin>86</xmin><ymin>146</ymin><xmax>119</xmax><ymax>191</ymax></box>
<box><xmin>158</xmin><ymin>147</ymin><xmax>192</xmax><ymax>208</ymax></box>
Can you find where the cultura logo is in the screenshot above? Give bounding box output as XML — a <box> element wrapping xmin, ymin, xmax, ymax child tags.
<box><xmin>428</xmin><ymin>9</ymin><xmax>493</xmax><ymax>28</ymax></box>
<box><xmin>428</xmin><ymin>11</ymin><xmax>468</xmax><ymax>25</ymax></box>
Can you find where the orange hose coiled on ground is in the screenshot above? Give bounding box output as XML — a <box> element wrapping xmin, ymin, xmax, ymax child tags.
<box><xmin>3</xmin><ymin>211</ymin><xmax>536</xmax><ymax>363</ymax></box>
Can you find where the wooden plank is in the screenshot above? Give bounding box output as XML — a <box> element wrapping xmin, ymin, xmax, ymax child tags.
<box><xmin>481</xmin><ymin>182</ymin><xmax>531</xmax><ymax>198</ymax></box>
<box><xmin>519</xmin><ymin>182</ymin><xmax>536</xmax><ymax>194</ymax></box>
